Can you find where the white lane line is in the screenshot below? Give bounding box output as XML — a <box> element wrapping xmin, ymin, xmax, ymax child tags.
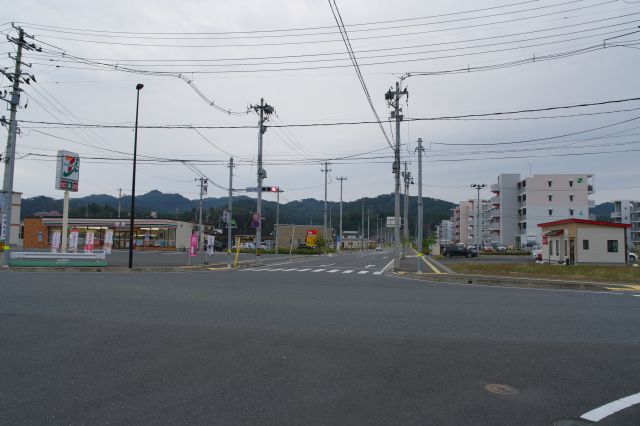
<box><xmin>327</xmin><ymin>269</ymin><xmax>340</xmax><ymax>273</ymax></box>
<box><xmin>312</xmin><ymin>269</ymin><xmax>326</xmax><ymax>272</ymax></box>
<box><xmin>381</xmin><ymin>258</ymin><xmax>395</xmax><ymax>273</ymax></box>
<box><xmin>297</xmin><ymin>268</ymin><xmax>311</xmax><ymax>272</ymax></box>
<box><xmin>632</xmin><ymin>294</ymin><xmax>640</xmax><ymax>297</ymax></box>
<box><xmin>343</xmin><ymin>270</ymin><xmax>354</xmax><ymax>274</ymax></box>
<box><xmin>358</xmin><ymin>270</ymin><xmax>369</xmax><ymax>275</ymax></box>
<box><xmin>373</xmin><ymin>271</ymin><xmax>383</xmax><ymax>275</ymax></box>
<box><xmin>318</xmin><ymin>263</ymin><xmax>335</xmax><ymax>267</ymax></box>
<box><xmin>282</xmin><ymin>268</ymin><xmax>299</xmax><ymax>271</ymax></box>
<box><xmin>268</xmin><ymin>268</ymin><xmax>284</xmax><ymax>271</ymax></box>
<box><xmin>365</xmin><ymin>264</ymin><xmax>375</xmax><ymax>268</ymax></box>
<box><xmin>581</xmin><ymin>391</ymin><xmax>640</xmax><ymax>422</ymax></box>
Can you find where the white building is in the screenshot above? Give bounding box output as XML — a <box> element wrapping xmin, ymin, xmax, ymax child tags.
<box><xmin>611</xmin><ymin>200</ymin><xmax>640</xmax><ymax>248</ymax></box>
<box><xmin>487</xmin><ymin>174</ymin><xmax>520</xmax><ymax>247</ymax></box>
<box><xmin>451</xmin><ymin>199</ymin><xmax>490</xmax><ymax>245</ymax></box>
<box><xmin>436</xmin><ymin>220</ymin><xmax>454</xmax><ymax>244</ymax></box>
<box><xmin>517</xmin><ymin>174</ymin><xmax>594</xmax><ymax>248</ymax></box>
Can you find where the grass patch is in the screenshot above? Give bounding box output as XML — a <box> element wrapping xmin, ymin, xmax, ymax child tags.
<box><xmin>447</xmin><ymin>262</ymin><xmax>640</xmax><ymax>284</ymax></box>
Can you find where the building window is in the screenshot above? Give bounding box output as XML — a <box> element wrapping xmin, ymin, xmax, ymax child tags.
<box><xmin>550</xmin><ymin>241</ymin><xmax>553</xmax><ymax>255</ymax></box>
<box><xmin>548</xmin><ymin>209</ymin><xmax>553</xmax><ymax>216</ymax></box>
<box><xmin>555</xmin><ymin>240</ymin><xmax>559</xmax><ymax>255</ymax></box>
<box><xmin>569</xmin><ymin>195</ymin><xmax>574</xmax><ymax>202</ymax></box>
<box><xmin>548</xmin><ymin>195</ymin><xmax>553</xmax><ymax>202</ymax></box>
<box><xmin>569</xmin><ymin>180</ymin><xmax>574</xmax><ymax>187</ymax></box>
<box><xmin>607</xmin><ymin>240</ymin><xmax>618</xmax><ymax>253</ymax></box>
<box><xmin>548</xmin><ymin>181</ymin><xmax>553</xmax><ymax>187</ymax></box>
<box><xmin>569</xmin><ymin>208</ymin><xmax>574</xmax><ymax>216</ymax></box>
<box><xmin>583</xmin><ymin>239</ymin><xmax>589</xmax><ymax>250</ymax></box>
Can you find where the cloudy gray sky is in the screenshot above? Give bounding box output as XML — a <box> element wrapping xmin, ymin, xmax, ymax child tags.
<box><xmin>2</xmin><ymin>0</ymin><xmax>639</xmax><ymax>205</ymax></box>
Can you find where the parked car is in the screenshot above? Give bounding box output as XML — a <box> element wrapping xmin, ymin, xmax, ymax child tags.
<box><xmin>531</xmin><ymin>249</ymin><xmax>543</xmax><ymax>262</ymax></box>
<box><xmin>466</xmin><ymin>244</ymin><xmax>480</xmax><ymax>252</ymax></box>
<box><xmin>629</xmin><ymin>252</ymin><xmax>638</xmax><ymax>263</ymax></box>
<box><xmin>482</xmin><ymin>244</ymin><xmax>494</xmax><ymax>252</ymax></box>
<box><xmin>443</xmin><ymin>245</ymin><xmax>478</xmax><ymax>258</ymax></box>
<box><xmin>375</xmin><ymin>245</ymin><xmax>383</xmax><ymax>251</ymax></box>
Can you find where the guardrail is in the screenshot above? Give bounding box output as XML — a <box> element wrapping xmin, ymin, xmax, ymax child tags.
<box><xmin>9</xmin><ymin>251</ymin><xmax>108</xmax><ymax>267</ymax></box>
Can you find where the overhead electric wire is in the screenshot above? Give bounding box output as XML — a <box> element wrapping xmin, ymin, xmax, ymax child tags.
<box><xmin>19</xmin><ymin>1</ymin><xmax>623</xmax><ymax>48</ymax></box>
<box><xmin>17</xmin><ymin>96</ymin><xmax>640</xmax><ymax>129</ymax></box>
<box><xmin>328</xmin><ymin>0</ymin><xmax>393</xmax><ymax>150</ymax></box>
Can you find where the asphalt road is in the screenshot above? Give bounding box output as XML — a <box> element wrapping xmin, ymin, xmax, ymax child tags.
<box><xmin>106</xmin><ymin>249</ymin><xmax>300</xmax><ymax>267</ymax></box>
<box><xmin>1</xmin><ymin>248</ymin><xmax>639</xmax><ymax>425</ymax></box>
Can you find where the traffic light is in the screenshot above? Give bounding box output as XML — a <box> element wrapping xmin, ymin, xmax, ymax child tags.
<box><xmin>261</xmin><ymin>186</ymin><xmax>279</xmax><ymax>192</ymax></box>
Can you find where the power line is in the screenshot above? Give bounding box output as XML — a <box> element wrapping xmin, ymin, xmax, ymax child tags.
<box><xmin>17</xmin><ymin>95</ymin><xmax>640</xmax><ymax>129</ymax></box>
<box><xmin>328</xmin><ymin>0</ymin><xmax>393</xmax><ymax>149</ymax></box>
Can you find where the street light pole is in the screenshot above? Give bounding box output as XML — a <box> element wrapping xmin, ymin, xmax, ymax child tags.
<box><xmin>128</xmin><ymin>83</ymin><xmax>143</xmax><ymax>269</ymax></box>
<box><xmin>471</xmin><ymin>183</ymin><xmax>487</xmax><ymax>247</ymax></box>
<box><xmin>337</xmin><ymin>177</ymin><xmax>347</xmax><ymax>253</ymax></box>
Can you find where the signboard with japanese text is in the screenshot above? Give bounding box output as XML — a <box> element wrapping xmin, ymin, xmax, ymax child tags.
<box><xmin>206</xmin><ymin>235</ymin><xmax>215</xmax><ymax>255</ymax></box>
<box><xmin>55</xmin><ymin>150</ymin><xmax>80</xmax><ymax>192</ymax></box>
<box><xmin>51</xmin><ymin>230</ymin><xmax>61</xmax><ymax>252</ymax></box>
<box><xmin>84</xmin><ymin>232</ymin><xmax>95</xmax><ymax>253</ymax></box>
<box><xmin>69</xmin><ymin>230</ymin><xmax>79</xmax><ymax>253</ymax></box>
<box><xmin>305</xmin><ymin>229</ymin><xmax>318</xmax><ymax>247</ymax></box>
<box><xmin>103</xmin><ymin>230</ymin><xmax>113</xmax><ymax>254</ymax></box>
<box><xmin>190</xmin><ymin>234</ymin><xmax>198</xmax><ymax>257</ymax></box>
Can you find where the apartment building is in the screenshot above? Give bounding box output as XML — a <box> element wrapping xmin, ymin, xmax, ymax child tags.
<box><xmin>611</xmin><ymin>200</ymin><xmax>640</xmax><ymax>248</ymax></box>
<box><xmin>451</xmin><ymin>199</ymin><xmax>490</xmax><ymax>245</ymax></box>
<box><xmin>486</xmin><ymin>174</ymin><xmax>594</xmax><ymax>248</ymax></box>
<box><xmin>517</xmin><ymin>174</ymin><xmax>594</xmax><ymax>248</ymax></box>
<box><xmin>436</xmin><ymin>220</ymin><xmax>454</xmax><ymax>245</ymax></box>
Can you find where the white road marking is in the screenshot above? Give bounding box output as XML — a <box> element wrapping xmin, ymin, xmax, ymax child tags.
<box><xmin>632</xmin><ymin>294</ymin><xmax>640</xmax><ymax>297</ymax></box>
<box><xmin>581</xmin><ymin>391</ymin><xmax>640</xmax><ymax>422</ymax></box>
<box><xmin>312</xmin><ymin>269</ymin><xmax>326</xmax><ymax>272</ymax></box>
<box><xmin>327</xmin><ymin>269</ymin><xmax>340</xmax><ymax>273</ymax></box>
<box><xmin>365</xmin><ymin>264</ymin><xmax>375</xmax><ymax>268</ymax></box>
<box><xmin>282</xmin><ymin>268</ymin><xmax>299</xmax><ymax>271</ymax></box>
<box><xmin>343</xmin><ymin>270</ymin><xmax>354</xmax><ymax>274</ymax></box>
<box><xmin>373</xmin><ymin>271</ymin><xmax>383</xmax><ymax>275</ymax></box>
<box><xmin>358</xmin><ymin>270</ymin><xmax>369</xmax><ymax>275</ymax></box>
<box><xmin>268</xmin><ymin>268</ymin><xmax>284</xmax><ymax>271</ymax></box>
<box><xmin>318</xmin><ymin>263</ymin><xmax>335</xmax><ymax>267</ymax></box>
<box><xmin>381</xmin><ymin>258</ymin><xmax>395</xmax><ymax>273</ymax></box>
<box><xmin>297</xmin><ymin>268</ymin><xmax>311</xmax><ymax>272</ymax></box>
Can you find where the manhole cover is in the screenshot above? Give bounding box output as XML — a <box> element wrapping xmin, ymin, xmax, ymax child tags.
<box><xmin>484</xmin><ymin>383</ymin><xmax>519</xmax><ymax>395</ymax></box>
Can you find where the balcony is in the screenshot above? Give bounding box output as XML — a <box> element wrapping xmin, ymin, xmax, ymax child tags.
<box><xmin>490</xmin><ymin>196</ymin><xmax>500</xmax><ymax>205</ymax></box>
<box><xmin>490</xmin><ymin>183</ymin><xmax>500</xmax><ymax>193</ymax></box>
<box><xmin>491</xmin><ymin>209</ymin><xmax>501</xmax><ymax>218</ymax></box>
<box><xmin>488</xmin><ymin>223</ymin><xmax>501</xmax><ymax>231</ymax></box>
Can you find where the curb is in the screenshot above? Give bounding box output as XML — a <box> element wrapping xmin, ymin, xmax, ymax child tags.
<box><xmin>396</xmin><ymin>271</ymin><xmax>637</xmax><ymax>292</ymax></box>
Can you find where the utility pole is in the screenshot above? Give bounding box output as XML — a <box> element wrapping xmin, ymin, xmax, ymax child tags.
<box><xmin>367</xmin><ymin>206</ymin><xmax>370</xmax><ymax>244</ymax></box>
<box><xmin>361</xmin><ymin>201</ymin><xmax>365</xmax><ymax>251</ymax></box>
<box><xmin>321</xmin><ymin>161</ymin><xmax>331</xmax><ymax>255</ymax></box>
<box><xmin>471</xmin><ymin>184</ymin><xmax>487</xmax><ymax>246</ymax></box>
<box><xmin>337</xmin><ymin>176</ymin><xmax>347</xmax><ymax>253</ymax></box>
<box><xmin>385</xmin><ymin>81</ymin><xmax>408</xmax><ymax>270</ymax></box>
<box><xmin>416</xmin><ymin>138</ymin><xmax>425</xmax><ymax>272</ymax></box>
<box><xmin>251</xmin><ymin>98</ymin><xmax>274</xmax><ymax>261</ymax></box>
<box><xmin>196</xmin><ymin>177</ymin><xmax>208</xmax><ymax>248</ymax></box>
<box><xmin>227</xmin><ymin>157</ymin><xmax>234</xmax><ymax>268</ymax></box>
<box><xmin>1</xmin><ymin>26</ymin><xmax>38</xmax><ymax>267</ymax></box>
<box><xmin>117</xmin><ymin>188</ymin><xmax>123</xmax><ymax>219</ymax></box>
<box><xmin>275</xmin><ymin>187</ymin><xmax>283</xmax><ymax>255</ymax></box>
<box><xmin>402</xmin><ymin>161</ymin><xmax>413</xmax><ymax>256</ymax></box>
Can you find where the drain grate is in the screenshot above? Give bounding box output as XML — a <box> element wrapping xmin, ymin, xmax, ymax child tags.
<box><xmin>484</xmin><ymin>383</ymin><xmax>519</xmax><ymax>395</ymax></box>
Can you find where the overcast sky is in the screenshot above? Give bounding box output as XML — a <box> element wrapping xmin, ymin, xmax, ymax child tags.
<box><xmin>2</xmin><ymin>0</ymin><xmax>639</xmax><ymax>206</ymax></box>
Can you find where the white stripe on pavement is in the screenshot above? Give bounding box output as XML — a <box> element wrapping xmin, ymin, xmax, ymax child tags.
<box><xmin>312</xmin><ymin>269</ymin><xmax>326</xmax><ymax>272</ymax></box>
<box><xmin>358</xmin><ymin>270</ymin><xmax>369</xmax><ymax>275</ymax></box>
<box><xmin>327</xmin><ymin>269</ymin><xmax>340</xmax><ymax>273</ymax></box>
<box><xmin>297</xmin><ymin>268</ymin><xmax>311</xmax><ymax>272</ymax></box>
<box><xmin>373</xmin><ymin>271</ymin><xmax>383</xmax><ymax>275</ymax></box>
<box><xmin>282</xmin><ymin>268</ymin><xmax>299</xmax><ymax>271</ymax></box>
<box><xmin>581</xmin><ymin>391</ymin><xmax>640</xmax><ymax>422</ymax></box>
<box><xmin>268</xmin><ymin>268</ymin><xmax>284</xmax><ymax>271</ymax></box>
<box><xmin>343</xmin><ymin>270</ymin><xmax>354</xmax><ymax>274</ymax></box>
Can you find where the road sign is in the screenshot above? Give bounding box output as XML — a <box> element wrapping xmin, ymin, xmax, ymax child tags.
<box><xmin>222</xmin><ymin>210</ymin><xmax>230</xmax><ymax>223</ymax></box>
<box><xmin>245</xmin><ymin>187</ymin><xmax>261</xmax><ymax>192</ymax></box>
<box><xmin>251</xmin><ymin>212</ymin><xmax>261</xmax><ymax>221</ymax></box>
<box><xmin>250</xmin><ymin>220</ymin><xmax>260</xmax><ymax>229</ymax></box>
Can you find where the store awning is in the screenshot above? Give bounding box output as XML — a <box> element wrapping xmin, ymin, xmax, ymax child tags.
<box><xmin>544</xmin><ymin>229</ymin><xmax>564</xmax><ymax>237</ymax></box>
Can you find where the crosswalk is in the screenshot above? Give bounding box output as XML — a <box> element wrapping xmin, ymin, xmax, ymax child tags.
<box><xmin>243</xmin><ymin>266</ymin><xmax>384</xmax><ymax>276</ymax></box>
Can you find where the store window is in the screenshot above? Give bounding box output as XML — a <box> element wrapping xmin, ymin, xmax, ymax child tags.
<box><xmin>607</xmin><ymin>240</ymin><xmax>618</xmax><ymax>253</ymax></box>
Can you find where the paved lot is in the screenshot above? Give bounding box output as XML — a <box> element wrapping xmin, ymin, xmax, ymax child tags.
<box><xmin>1</xmin><ymin>248</ymin><xmax>639</xmax><ymax>425</ymax></box>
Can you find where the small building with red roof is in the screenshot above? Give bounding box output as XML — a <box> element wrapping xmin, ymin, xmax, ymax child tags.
<box><xmin>538</xmin><ymin>219</ymin><xmax>630</xmax><ymax>264</ymax></box>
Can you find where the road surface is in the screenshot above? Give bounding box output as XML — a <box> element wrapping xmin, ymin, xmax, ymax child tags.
<box><xmin>1</xmin><ymin>248</ymin><xmax>639</xmax><ymax>425</ymax></box>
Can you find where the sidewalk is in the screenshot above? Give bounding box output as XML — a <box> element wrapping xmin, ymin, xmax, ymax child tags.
<box><xmin>395</xmin><ymin>252</ymin><xmax>638</xmax><ymax>293</ymax></box>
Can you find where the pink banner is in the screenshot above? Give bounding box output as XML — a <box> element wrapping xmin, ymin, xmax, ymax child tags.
<box><xmin>190</xmin><ymin>234</ymin><xmax>198</xmax><ymax>257</ymax></box>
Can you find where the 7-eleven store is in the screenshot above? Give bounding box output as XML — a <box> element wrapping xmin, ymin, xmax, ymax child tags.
<box><xmin>23</xmin><ymin>217</ymin><xmax>196</xmax><ymax>251</ymax></box>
